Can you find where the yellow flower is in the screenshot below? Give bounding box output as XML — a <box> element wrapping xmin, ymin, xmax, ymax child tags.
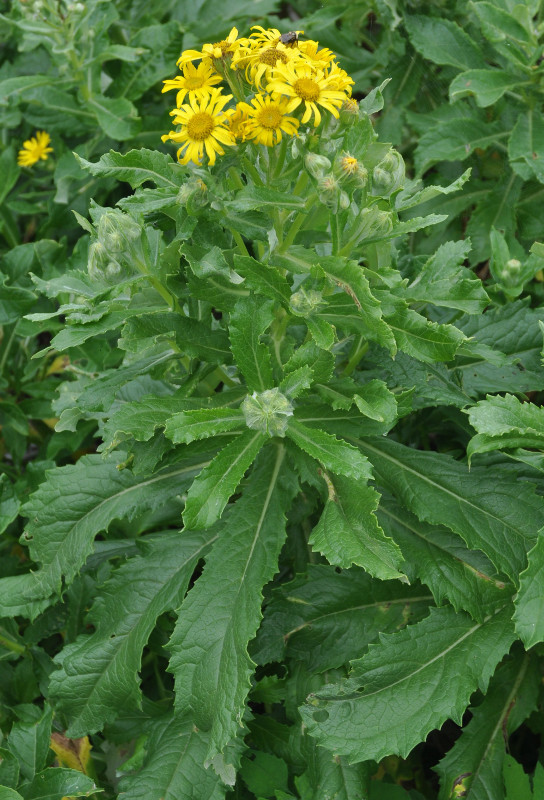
<box><xmin>326</xmin><ymin>61</ymin><xmax>354</xmax><ymax>95</ymax></box>
<box><xmin>238</xmin><ymin>94</ymin><xmax>299</xmax><ymax>147</ymax></box>
<box><xmin>233</xmin><ymin>40</ymin><xmax>297</xmax><ymax>91</ymax></box>
<box><xmin>17</xmin><ymin>130</ymin><xmax>53</xmax><ymax>167</ymax></box>
<box><xmin>177</xmin><ymin>27</ymin><xmax>243</xmax><ymax>67</ymax></box>
<box><xmin>248</xmin><ymin>26</ymin><xmax>303</xmax><ymax>48</ymax></box>
<box><xmin>226</xmin><ymin>105</ymin><xmax>249</xmax><ymax>140</ymax></box>
<box><xmin>266</xmin><ymin>62</ymin><xmax>350</xmax><ymax>127</ymax></box>
<box><xmin>162</xmin><ymin>88</ymin><xmax>236</xmax><ymax>166</ymax></box>
<box><xmin>340</xmin><ymin>156</ymin><xmax>358</xmax><ymax>175</ymax></box>
<box><xmin>162</xmin><ymin>62</ymin><xmax>222</xmax><ymax>106</ymax></box>
<box><xmin>298</xmin><ymin>39</ymin><xmax>337</xmax><ymax>69</ymax></box>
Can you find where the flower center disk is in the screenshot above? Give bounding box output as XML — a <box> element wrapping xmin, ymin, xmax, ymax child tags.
<box><xmin>293</xmin><ymin>77</ymin><xmax>320</xmax><ymax>101</ymax></box>
<box><xmin>187</xmin><ymin>112</ymin><xmax>216</xmax><ymax>140</ymax></box>
<box><xmin>257</xmin><ymin>106</ymin><xmax>283</xmax><ymax>129</ymax></box>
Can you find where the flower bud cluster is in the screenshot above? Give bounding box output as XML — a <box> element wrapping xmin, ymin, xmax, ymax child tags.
<box><xmin>88</xmin><ymin>209</ymin><xmax>143</xmax><ymax>283</ymax></box>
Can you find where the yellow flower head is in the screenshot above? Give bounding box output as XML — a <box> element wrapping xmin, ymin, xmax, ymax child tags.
<box><xmin>237</xmin><ymin>94</ymin><xmax>299</xmax><ymax>147</ymax></box>
<box><xmin>162</xmin><ymin>61</ymin><xmax>222</xmax><ymax>106</ymax></box>
<box><xmin>340</xmin><ymin>155</ymin><xmax>359</xmax><ymax>175</ymax></box>
<box><xmin>162</xmin><ymin>88</ymin><xmax>236</xmax><ymax>166</ymax></box>
<box><xmin>232</xmin><ymin>40</ymin><xmax>296</xmax><ymax>91</ymax></box>
<box><xmin>17</xmin><ymin>130</ymin><xmax>53</xmax><ymax>167</ymax></box>
<box><xmin>326</xmin><ymin>61</ymin><xmax>354</xmax><ymax>95</ymax></box>
<box><xmin>227</xmin><ymin>105</ymin><xmax>249</xmax><ymax>140</ymax></box>
<box><xmin>266</xmin><ymin>62</ymin><xmax>350</xmax><ymax>127</ymax></box>
<box><xmin>248</xmin><ymin>26</ymin><xmax>303</xmax><ymax>48</ymax></box>
<box><xmin>177</xmin><ymin>27</ymin><xmax>243</xmax><ymax>67</ymax></box>
<box><xmin>298</xmin><ymin>40</ymin><xmax>337</xmax><ymax>69</ymax></box>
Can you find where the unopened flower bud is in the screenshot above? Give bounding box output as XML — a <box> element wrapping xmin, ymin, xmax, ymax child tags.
<box><xmin>290</xmin><ymin>287</ymin><xmax>324</xmax><ymax>317</ymax></box>
<box><xmin>371</xmin><ymin>149</ymin><xmax>405</xmax><ymax>197</ymax></box>
<box><xmin>88</xmin><ymin>241</ymin><xmax>108</xmax><ymax>278</ymax></box>
<box><xmin>338</xmin><ymin>98</ymin><xmax>359</xmax><ymax>126</ymax></box>
<box><xmin>98</xmin><ymin>209</ymin><xmax>140</xmax><ymax>254</ymax></box>
<box><xmin>242</xmin><ymin>388</ymin><xmax>293</xmax><ymax>438</ymax></box>
<box><xmin>305</xmin><ymin>153</ymin><xmax>331</xmax><ymax>179</ymax></box>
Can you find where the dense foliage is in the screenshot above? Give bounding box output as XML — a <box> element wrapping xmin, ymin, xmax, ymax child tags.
<box><xmin>1</xmin><ymin>1</ymin><xmax>544</xmax><ymax>799</ymax></box>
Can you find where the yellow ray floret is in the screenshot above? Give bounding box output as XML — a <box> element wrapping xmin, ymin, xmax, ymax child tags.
<box><xmin>162</xmin><ymin>88</ymin><xmax>236</xmax><ymax>166</ymax></box>
<box><xmin>17</xmin><ymin>130</ymin><xmax>53</xmax><ymax>167</ymax></box>
<box><xmin>248</xmin><ymin>26</ymin><xmax>303</xmax><ymax>47</ymax></box>
<box><xmin>232</xmin><ymin>40</ymin><xmax>297</xmax><ymax>90</ymax></box>
<box><xmin>237</xmin><ymin>94</ymin><xmax>299</xmax><ymax>146</ymax></box>
<box><xmin>297</xmin><ymin>40</ymin><xmax>337</xmax><ymax>69</ymax></box>
<box><xmin>162</xmin><ymin>61</ymin><xmax>222</xmax><ymax>106</ymax></box>
<box><xmin>266</xmin><ymin>62</ymin><xmax>350</xmax><ymax>127</ymax></box>
<box><xmin>177</xmin><ymin>27</ymin><xmax>243</xmax><ymax>67</ymax></box>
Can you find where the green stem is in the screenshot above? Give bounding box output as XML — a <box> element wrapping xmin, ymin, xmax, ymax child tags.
<box><xmin>277</xmin><ymin>210</ymin><xmax>307</xmax><ymax>253</ymax></box>
<box><xmin>0</xmin><ymin>633</ymin><xmax>26</xmax><ymax>655</ymax></box>
<box><xmin>272</xmin><ymin>137</ymin><xmax>288</xmax><ymax>181</ymax></box>
<box><xmin>330</xmin><ymin>211</ymin><xmax>342</xmax><ymax>255</ymax></box>
<box><xmin>342</xmin><ymin>336</ymin><xmax>369</xmax><ymax>377</ymax></box>
<box><xmin>0</xmin><ymin>324</ymin><xmax>18</xmax><ymax>374</ymax></box>
<box><xmin>230</xmin><ymin>228</ymin><xmax>249</xmax><ymax>256</ymax></box>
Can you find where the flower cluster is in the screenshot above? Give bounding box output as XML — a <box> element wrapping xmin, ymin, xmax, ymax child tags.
<box><xmin>161</xmin><ymin>27</ymin><xmax>354</xmax><ymax>167</ymax></box>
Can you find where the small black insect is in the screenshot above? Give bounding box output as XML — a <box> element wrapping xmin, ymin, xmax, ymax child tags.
<box><xmin>279</xmin><ymin>31</ymin><xmax>300</xmax><ymax>46</ymax></box>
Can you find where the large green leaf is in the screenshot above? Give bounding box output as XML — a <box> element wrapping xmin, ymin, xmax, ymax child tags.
<box><xmin>384</xmin><ymin>306</ymin><xmax>465</xmax><ymax>362</ymax></box>
<box><xmin>467</xmin><ymin>393</ymin><xmax>544</xmax><ymax>459</ymax></box>
<box><xmin>310</xmin><ymin>475</ymin><xmax>403</xmax><ymax>580</ymax></box>
<box><xmin>182</xmin><ymin>430</ymin><xmax>268</xmax><ymax>530</ymax></box>
<box><xmin>18</xmin><ymin>768</ymin><xmax>97</xmax><ymax>799</ymax></box>
<box><xmin>164</xmin><ymin>408</ymin><xmax>245</xmax><ymax>444</ymax></box>
<box><xmin>0</xmin><ymin>454</ymin><xmax>209</xmax><ymax>616</ymax></box>
<box><xmin>7</xmin><ymin>705</ymin><xmax>52</xmax><ymax>781</ymax></box>
<box><xmin>48</xmin><ymin>531</ymin><xmax>213</xmax><ymax>737</ymax></box>
<box><xmin>300</xmin><ymin>605</ymin><xmax>516</xmax><ymax>763</ymax></box>
<box><xmin>287</xmin><ymin>420</ymin><xmax>372</xmax><ymax>481</ymax></box>
<box><xmin>170</xmin><ymin>447</ymin><xmax>298</xmax><ymax>760</ymax></box>
<box><xmin>76</xmin><ymin>148</ymin><xmax>178</xmax><ymax>188</ymax></box>
<box><xmin>117</xmin><ymin>713</ymin><xmax>227</xmax><ymax>800</ymax></box>
<box><xmin>354</xmin><ymin>437</ymin><xmax>542</xmax><ymax>580</ymax></box>
<box><xmin>449</xmin><ymin>69</ymin><xmax>525</xmax><ymax>107</ymax></box>
<box><xmin>402</xmin><ymin>240</ymin><xmax>489</xmax><ymax>313</ymax></box>
<box><xmin>513</xmin><ymin>532</ymin><xmax>544</xmax><ymax>649</ymax></box>
<box><xmin>228</xmin><ymin>296</ymin><xmax>275</xmax><ymax>392</ymax></box>
<box><xmin>253</xmin><ymin>564</ymin><xmax>432</xmax><ymax>672</ymax></box>
<box><xmin>378</xmin><ymin>495</ymin><xmax>511</xmax><ymax>621</ymax></box>
<box><xmin>435</xmin><ymin>653</ymin><xmax>540</xmax><ymax>800</ymax></box>
<box><xmin>405</xmin><ymin>15</ymin><xmax>486</xmax><ymax>70</ymax></box>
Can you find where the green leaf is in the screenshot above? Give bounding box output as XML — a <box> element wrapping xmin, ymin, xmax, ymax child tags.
<box><xmin>396</xmin><ymin>168</ymin><xmax>472</xmax><ymax>211</ymax></box>
<box><xmin>354</xmin><ymin>379</ymin><xmax>398</xmax><ymax>424</ymax></box>
<box><xmin>88</xmin><ymin>94</ymin><xmax>140</xmax><ymax>140</ymax></box>
<box><xmin>170</xmin><ymin>448</ymin><xmax>298</xmax><ymax>760</ymax></box>
<box><xmin>231</xmin><ymin>186</ymin><xmax>306</xmax><ymax>212</ymax></box>
<box><xmin>403</xmin><ymin>240</ymin><xmax>489</xmax><ymax>314</ymax></box>
<box><xmin>310</xmin><ymin>475</ymin><xmax>403</xmax><ymax>580</ymax></box>
<box><xmin>456</xmin><ymin>300</ymin><xmax>544</xmax><ymax>394</ymax></box>
<box><xmin>0</xmin><ymin>283</ymin><xmax>36</xmax><ymax>324</ymax></box>
<box><xmin>513</xmin><ymin>532</ymin><xmax>544</xmax><ymax>649</ymax></box>
<box><xmin>0</xmin><ymin>75</ymin><xmax>52</xmax><ymax>104</ymax></box>
<box><xmin>254</xmin><ymin>564</ymin><xmax>431</xmax><ymax>672</ymax></box>
<box><xmin>467</xmin><ymin>394</ymin><xmax>544</xmax><ymax>459</ymax></box>
<box><xmin>0</xmin><ymin>454</ymin><xmax>209</xmax><ymax>616</ymax></box>
<box><xmin>317</xmin><ymin>257</ymin><xmax>396</xmax><ymax>353</ymax></box>
<box><xmin>287</xmin><ymin>419</ymin><xmax>372</xmax><ymax>481</ymax></box>
<box><xmin>471</xmin><ymin>1</ymin><xmax>533</xmax><ymax>44</ymax></box>
<box><xmin>120</xmin><ymin>313</ymin><xmax>232</xmax><ymax>364</ymax></box>
<box><xmin>405</xmin><ymin>15</ymin><xmax>486</xmax><ymax>70</ymax></box>
<box><xmin>21</xmin><ymin>767</ymin><xmax>97</xmax><ymax>799</ymax></box>
<box><xmin>449</xmin><ymin>69</ymin><xmax>525</xmax><ymax>107</ymax></box>
<box><xmin>0</xmin><ymin>789</ymin><xmax>22</xmax><ymax>800</ymax></box>
<box><xmin>298</xmin><ymin>736</ymin><xmax>372</xmax><ymax>800</ymax></box>
<box><xmin>355</xmin><ymin>437</ymin><xmax>541</xmax><ymax>580</ymax></box>
<box><xmin>414</xmin><ymin>118</ymin><xmax>505</xmax><ymax>175</ymax></box>
<box><xmin>48</xmin><ymin>532</ymin><xmax>213</xmax><ymax>737</ymax></box>
<box><xmin>233</xmin><ymin>254</ymin><xmax>291</xmax><ymax>305</ymax></box>
<box><xmin>7</xmin><ymin>704</ymin><xmax>52</xmax><ymax>781</ymax></box>
<box><xmin>164</xmin><ymin>408</ymin><xmax>245</xmax><ymax>444</ymax></box>
<box><xmin>240</xmin><ymin>751</ymin><xmax>289</xmax><ymax>797</ymax></box>
<box><xmin>76</xmin><ymin>148</ymin><xmax>177</xmax><ymax>187</ymax></box>
<box><xmin>0</xmin><ymin>748</ymin><xmax>19</xmax><ymax>789</ymax></box>
<box><xmin>117</xmin><ymin>712</ymin><xmax>227</xmax><ymax>799</ymax></box>
<box><xmin>384</xmin><ymin>306</ymin><xmax>466</xmax><ymax>362</ymax></box>
<box><xmin>378</xmin><ymin>495</ymin><xmax>512</xmax><ymax>620</ymax></box>
<box><xmin>300</xmin><ymin>605</ymin><xmax>516</xmax><ymax>763</ymax></box>
<box><xmin>436</xmin><ymin>653</ymin><xmax>540</xmax><ymax>800</ymax></box>
<box><xmin>229</xmin><ymin>296</ymin><xmax>275</xmax><ymax>392</ymax></box>
<box><xmin>503</xmin><ymin>755</ymin><xmax>534</xmax><ymax>800</ymax></box>
<box><xmin>182</xmin><ymin>430</ymin><xmax>268</xmax><ymax>530</ymax></box>
<box><xmin>508</xmin><ymin>110</ymin><xmax>544</xmax><ymax>183</ymax></box>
